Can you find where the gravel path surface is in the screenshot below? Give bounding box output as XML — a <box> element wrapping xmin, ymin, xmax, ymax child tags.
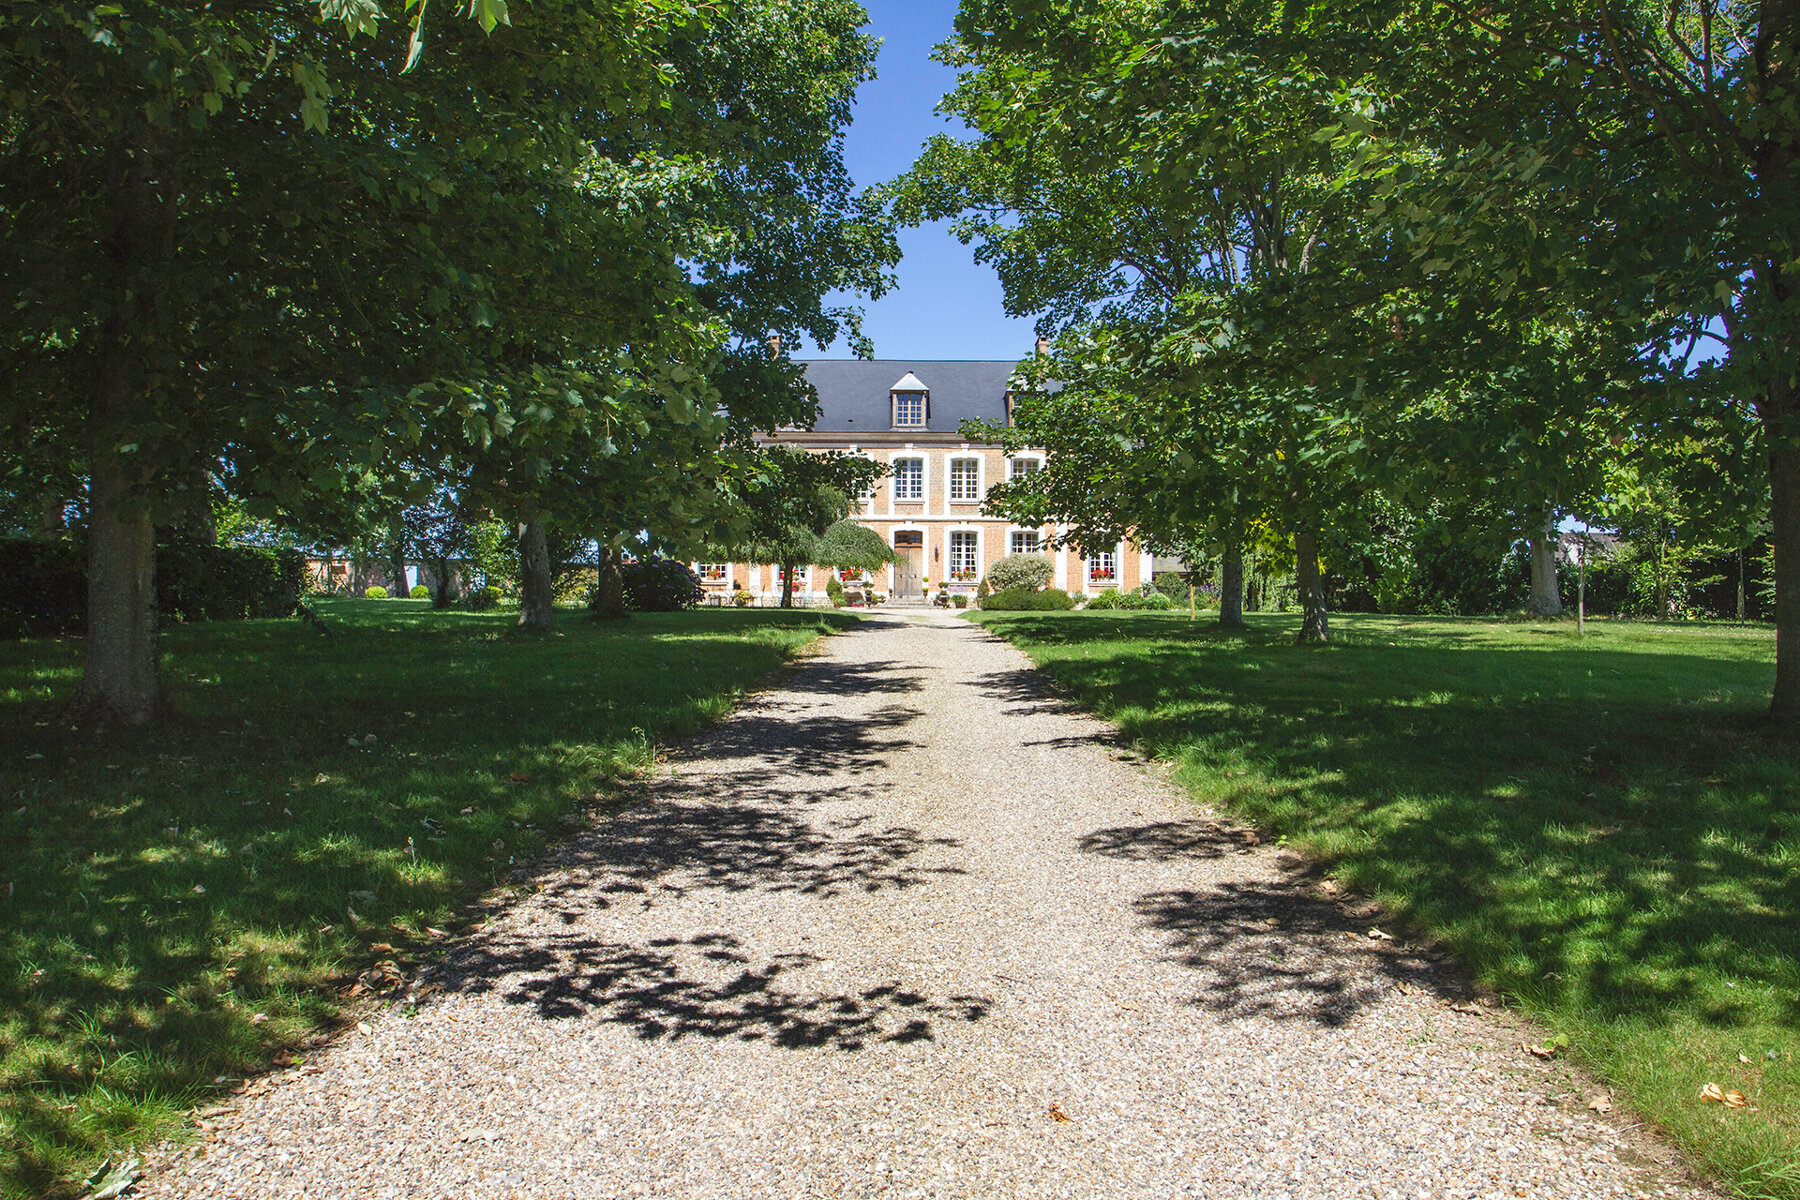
<box><xmin>146</xmin><ymin>611</ymin><xmax>1712</xmax><ymax>1199</ymax></box>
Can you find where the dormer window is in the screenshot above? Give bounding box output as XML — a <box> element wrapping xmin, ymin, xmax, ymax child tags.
<box><xmin>890</xmin><ymin>371</ymin><xmax>928</xmax><ymax>429</ymax></box>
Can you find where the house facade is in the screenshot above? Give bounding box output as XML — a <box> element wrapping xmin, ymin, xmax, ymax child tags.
<box><xmin>696</xmin><ymin>358</ymin><xmax>1152</xmax><ymax>604</ymax></box>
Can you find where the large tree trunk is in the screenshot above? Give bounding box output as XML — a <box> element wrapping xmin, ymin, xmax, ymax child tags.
<box><xmin>1527</xmin><ymin>511</ymin><xmax>1563</xmax><ymax>616</ymax></box>
<box><xmin>590</xmin><ymin>545</ymin><xmax>628</xmax><ymax>620</ymax></box>
<box><xmin>780</xmin><ymin>560</ymin><xmax>796</xmax><ymax>608</ymax></box>
<box><xmin>75</xmin><ymin>423</ymin><xmax>160</xmax><ymax>725</ymax></box>
<box><xmin>388</xmin><ymin>515</ymin><xmax>409</xmax><ymax>596</ymax></box>
<box><xmin>74</xmin><ymin>136</ymin><xmax>173</xmax><ymax>725</ymax></box>
<box><xmin>1218</xmin><ymin>541</ymin><xmax>1246</xmax><ymax>628</ymax></box>
<box><xmin>431</xmin><ymin>555</ymin><xmax>457</xmax><ymax>608</ymax></box>
<box><xmin>1769</xmin><ymin>431</ymin><xmax>1800</xmax><ymax>725</ymax></box>
<box><xmin>1295</xmin><ymin>530</ymin><xmax>1329</xmax><ymax>643</ymax></box>
<box><xmin>516</xmin><ymin>519</ymin><xmax>554</xmax><ymax>632</ymax></box>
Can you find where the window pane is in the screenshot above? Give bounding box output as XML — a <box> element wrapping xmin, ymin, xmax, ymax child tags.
<box><xmin>950</xmin><ymin>458</ymin><xmax>979</xmax><ymax>501</ymax></box>
<box><xmin>1010</xmin><ymin>457</ymin><xmax>1041</xmax><ymax>479</ymax></box>
<box><xmin>894</xmin><ymin>458</ymin><xmax>923</xmax><ymax>500</ymax></box>
<box><xmin>950</xmin><ymin>531</ymin><xmax>978</xmax><ymax>579</ymax></box>
<box><xmin>1009</xmin><ymin>531</ymin><xmax>1039</xmax><ymax>556</ymax></box>
<box><xmin>697</xmin><ymin>563</ymin><xmax>728</xmax><ymax>581</ymax></box>
<box><xmin>894</xmin><ymin>393</ymin><xmax>924</xmax><ymax>427</ymax></box>
<box><xmin>1088</xmin><ymin>552</ymin><xmax>1116</xmax><ymax>583</ymax></box>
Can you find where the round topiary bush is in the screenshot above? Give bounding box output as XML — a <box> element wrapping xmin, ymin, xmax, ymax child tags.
<box><xmin>410</xmin><ymin>584</ymin><xmax>430</xmax><ymax>599</ymax></box>
<box><xmin>987</xmin><ymin>553</ymin><xmax>1054</xmax><ymax>593</ymax></box>
<box><xmin>620</xmin><ymin>558</ymin><xmax>704</xmax><ymax>612</ymax></box>
<box><xmin>464</xmin><ymin>586</ymin><xmax>500</xmax><ymax>612</ymax></box>
<box><xmin>364</xmin><ymin>585</ymin><xmax>388</xmax><ymax>599</ymax></box>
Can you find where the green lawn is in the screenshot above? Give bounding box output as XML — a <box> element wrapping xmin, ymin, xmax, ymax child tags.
<box><xmin>973</xmin><ymin>609</ymin><xmax>1798</xmax><ymax>1199</ymax></box>
<box><xmin>0</xmin><ymin>600</ymin><xmax>855</xmax><ymax>1199</ymax></box>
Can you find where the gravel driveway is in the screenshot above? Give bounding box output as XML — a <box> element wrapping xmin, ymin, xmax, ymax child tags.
<box><xmin>146</xmin><ymin>611</ymin><xmax>1711</xmax><ymax>1199</ymax></box>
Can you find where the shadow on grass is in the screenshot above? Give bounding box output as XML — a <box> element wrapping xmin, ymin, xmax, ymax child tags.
<box><xmin>977</xmin><ymin>612</ymin><xmax>1798</xmax><ymax>1031</ymax></box>
<box><xmin>0</xmin><ymin>604</ymin><xmax>856</xmax><ymax>1198</ymax></box>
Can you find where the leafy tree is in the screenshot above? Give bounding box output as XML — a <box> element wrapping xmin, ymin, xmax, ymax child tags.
<box><xmin>732</xmin><ymin>448</ymin><xmax>887</xmax><ymax>608</ymax></box>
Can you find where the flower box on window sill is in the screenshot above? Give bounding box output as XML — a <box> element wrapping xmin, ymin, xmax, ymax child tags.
<box><xmin>1089</xmin><ymin>571</ymin><xmax>1116</xmax><ymax>582</ymax></box>
<box><xmin>949</xmin><ymin>571</ymin><xmax>978</xmax><ymax>582</ymax></box>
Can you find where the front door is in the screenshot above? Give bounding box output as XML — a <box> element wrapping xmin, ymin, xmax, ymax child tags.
<box><xmin>894</xmin><ymin>533</ymin><xmax>923</xmax><ymax>598</ymax></box>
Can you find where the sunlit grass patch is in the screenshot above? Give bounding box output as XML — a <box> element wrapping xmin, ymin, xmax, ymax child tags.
<box><xmin>974</xmin><ymin>609</ymin><xmax>1797</xmax><ymax>1198</ymax></box>
<box><xmin>0</xmin><ymin>601</ymin><xmax>853</xmax><ymax>1198</ymax></box>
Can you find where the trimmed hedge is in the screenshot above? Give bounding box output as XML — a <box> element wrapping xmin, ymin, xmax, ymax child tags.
<box><xmin>0</xmin><ymin>535</ymin><xmax>306</xmax><ymax>637</ymax></box>
<box><xmin>979</xmin><ymin>586</ymin><xmax>1076</xmax><ymax>611</ymax></box>
<box><xmin>1084</xmin><ymin>589</ymin><xmax>1176</xmax><ymax>611</ymax></box>
<box><xmin>987</xmin><ymin>553</ymin><xmax>1054</xmax><ymax>593</ymax></box>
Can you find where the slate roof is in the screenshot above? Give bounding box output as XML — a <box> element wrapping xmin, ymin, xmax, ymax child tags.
<box><xmin>795</xmin><ymin>359</ymin><xmax>1026</xmax><ymax>436</ymax></box>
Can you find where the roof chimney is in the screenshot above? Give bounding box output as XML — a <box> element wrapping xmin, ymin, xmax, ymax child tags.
<box><xmin>766</xmin><ymin>334</ymin><xmax>783</xmax><ymax>358</ymax></box>
<box><xmin>1035</xmin><ymin>337</ymin><xmax>1049</xmax><ymax>357</ymax></box>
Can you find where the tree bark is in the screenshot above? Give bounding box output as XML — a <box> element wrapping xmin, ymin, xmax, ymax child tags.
<box><xmin>431</xmin><ymin>555</ymin><xmax>458</xmax><ymax>608</ymax></box>
<box><xmin>1527</xmin><ymin>511</ymin><xmax>1563</xmax><ymax>616</ymax></box>
<box><xmin>388</xmin><ymin>515</ymin><xmax>409</xmax><ymax>597</ymax></box>
<box><xmin>1295</xmin><ymin>530</ymin><xmax>1329</xmax><ymax>643</ymax></box>
<box><xmin>75</xmin><ymin>423</ymin><xmax>160</xmax><ymax>724</ymax></box>
<box><xmin>1769</xmin><ymin>431</ymin><xmax>1800</xmax><ymax>724</ymax></box>
<box><xmin>780</xmin><ymin>560</ymin><xmax>795</xmax><ymax>608</ymax></box>
<box><xmin>590</xmin><ymin>545</ymin><xmax>627</xmax><ymax>620</ymax></box>
<box><xmin>74</xmin><ymin>135</ymin><xmax>173</xmax><ymax>725</ymax></box>
<box><xmin>516</xmin><ymin>519</ymin><xmax>554</xmax><ymax>632</ymax></box>
<box><xmin>1218</xmin><ymin>541</ymin><xmax>1246</xmax><ymax>628</ymax></box>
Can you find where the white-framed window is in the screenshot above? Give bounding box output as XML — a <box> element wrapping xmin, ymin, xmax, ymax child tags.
<box><xmin>1009</xmin><ymin>455</ymin><xmax>1043</xmax><ymax>480</ymax></box>
<box><xmin>893</xmin><ymin>456</ymin><xmax>924</xmax><ymax>501</ymax></box>
<box><xmin>949</xmin><ymin>530</ymin><xmax>979</xmax><ymax>582</ymax></box>
<box><xmin>696</xmin><ymin>563</ymin><xmax>729</xmax><ymax>583</ymax></box>
<box><xmin>1009</xmin><ymin>530</ymin><xmax>1040</xmax><ymax>556</ymax></box>
<box><xmin>1088</xmin><ymin>551</ymin><xmax>1117</xmax><ymax>586</ymax></box>
<box><xmin>949</xmin><ymin>456</ymin><xmax>981</xmax><ymax>502</ymax></box>
<box><xmin>893</xmin><ymin>391</ymin><xmax>925</xmax><ymax>428</ymax></box>
<box><xmin>776</xmin><ymin>563</ymin><xmax>810</xmax><ymax>589</ymax></box>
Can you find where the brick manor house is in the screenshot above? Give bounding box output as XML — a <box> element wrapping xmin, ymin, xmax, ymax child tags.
<box><xmin>694</xmin><ymin>357</ymin><xmax>1152</xmax><ymax>604</ymax></box>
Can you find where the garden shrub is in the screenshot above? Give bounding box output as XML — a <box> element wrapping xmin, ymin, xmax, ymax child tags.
<box><xmin>1</xmin><ymin>534</ymin><xmax>309</xmax><ymax>636</ymax></box>
<box><xmin>732</xmin><ymin>589</ymin><xmax>754</xmax><ymax>608</ymax></box>
<box><xmin>976</xmin><ymin>576</ymin><xmax>992</xmax><ymax>601</ymax></box>
<box><xmin>980</xmin><ymin>586</ymin><xmax>1075</xmax><ymax>611</ymax></box>
<box><xmin>364</xmin><ymin>585</ymin><xmax>388</xmax><ymax>599</ymax></box>
<box><xmin>1084</xmin><ymin>589</ymin><xmax>1131</xmax><ymax>609</ymax></box>
<box><xmin>1084</xmin><ymin>589</ymin><xmax>1175</xmax><ymax>611</ymax></box>
<box><xmin>464</xmin><ymin>586</ymin><xmax>500</xmax><ymax>612</ymax></box>
<box><xmin>1152</xmin><ymin>571</ymin><xmax>1191</xmax><ymax>602</ymax></box>
<box><xmin>410</xmin><ymin>584</ymin><xmax>431</xmax><ymax>599</ymax></box>
<box><xmin>987</xmin><ymin>553</ymin><xmax>1054</xmax><ymax>593</ymax></box>
<box><xmin>826</xmin><ymin>575</ymin><xmax>846</xmax><ymax>607</ymax></box>
<box><xmin>620</xmin><ymin>558</ymin><xmax>703</xmax><ymax>612</ymax></box>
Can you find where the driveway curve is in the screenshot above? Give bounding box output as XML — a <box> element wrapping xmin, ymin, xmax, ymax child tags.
<box><xmin>146</xmin><ymin>611</ymin><xmax>1709</xmax><ymax>1199</ymax></box>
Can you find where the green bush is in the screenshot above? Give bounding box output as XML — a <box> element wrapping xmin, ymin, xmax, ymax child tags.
<box><xmin>976</xmin><ymin>576</ymin><xmax>992</xmax><ymax>601</ymax></box>
<box><xmin>1152</xmin><ymin>571</ymin><xmax>1191</xmax><ymax>602</ymax></box>
<box><xmin>826</xmin><ymin>575</ymin><xmax>846</xmax><ymax>608</ymax></box>
<box><xmin>0</xmin><ymin>534</ymin><xmax>306</xmax><ymax>636</ymax></box>
<box><xmin>620</xmin><ymin>558</ymin><xmax>704</xmax><ymax>612</ymax></box>
<box><xmin>980</xmin><ymin>586</ymin><xmax>1076</xmax><ymax>611</ymax></box>
<box><xmin>987</xmin><ymin>553</ymin><xmax>1054</xmax><ymax>593</ymax></box>
<box><xmin>410</xmin><ymin>584</ymin><xmax>430</xmax><ymax>599</ymax></box>
<box><xmin>1084</xmin><ymin>589</ymin><xmax>1175</xmax><ymax>611</ymax></box>
<box><xmin>463</xmin><ymin>586</ymin><xmax>500</xmax><ymax>612</ymax></box>
<box><xmin>364</xmin><ymin>585</ymin><xmax>388</xmax><ymax>599</ymax></box>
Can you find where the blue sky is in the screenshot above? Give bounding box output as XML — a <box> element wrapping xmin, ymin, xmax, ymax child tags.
<box><xmin>809</xmin><ymin>0</ymin><xmax>1039</xmax><ymax>361</ymax></box>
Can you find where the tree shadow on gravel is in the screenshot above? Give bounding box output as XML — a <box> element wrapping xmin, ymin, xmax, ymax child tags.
<box><xmin>685</xmin><ymin>701</ymin><xmax>926</xmax><ymax>778</ymax></box>
<box><xmin>776</xmin><ymin>658</ymin><xmax>926</xmax><ymax>697</ymax></box>
<box><xmin>432</xmin><ymin>931</ymin><xmax>990</xmax><ymax>1049</ymax></box>
<box><xmin>1081</xmin><ymin>817</ymin><xmax>1460</xmax><ymax>1026</ymax></box>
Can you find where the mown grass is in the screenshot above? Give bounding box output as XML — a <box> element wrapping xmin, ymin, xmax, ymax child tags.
<box><xmin>972</xmin><ymin>609</ymin><xmax>1798</xmax><ymax>1199</ymax></box>
<box><xmin>0</xmin><ymin>599</ymin><xmax>855</xmax><ymax>1199</ymax></box>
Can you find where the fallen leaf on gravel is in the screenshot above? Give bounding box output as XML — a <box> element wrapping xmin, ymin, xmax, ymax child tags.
<box><xmin>77</xmin><ymin>1154</ymin><xmax>140</xmax><ymax>1200</ymax></box>
<box><xmin>1047</xmin><ymin>1103</ymin><xmax>1070</xmax><ymax>1123</ymax></box>
<box><xmin>1589</xmin><ymin>1094</ymin><xmax>1614</xmax><ymax>1114</ymax></box>
<box><xmin>1525</xmin><ymin>1042</ymin><xmax>1558</xmax><ymax>1059</ymax></box>
<box><xmin>1320</xmin><ymin>880</ymin><xmax>1340</xmax><ymax>895</ymax></box>
<box><xmin>1367</xmin><ymin>928</ymin><xmax>1393</xmax><ymax>941</ymax></box>
<box><xmin>1449</xmin><ymin>1001</ymin><xmax>1482</xmax><ymax>1015</ymax></box>
<box><xmin>271</xmin><ymin>1051</ymin><xmax>299</xmax><ymax>1067</ymax></box>
<box><xmin>424</xmin><ymin>927</ymin><xmax>448</xmax><ymax>938</ymax></box>
<box><xmin>357</xmin><ymin>1021</ymin><xmax>373</xmax><ymax>1036</ymax></box>
<box><xmin>1700</xmin><ymin>1083</ymin><xmax>1726</xmax><ymax>1103</ymax></box>
<box><xmin>371</xmin><ymin>942</ymin><xmax>394</xmax><ymax>954</ymax></box>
